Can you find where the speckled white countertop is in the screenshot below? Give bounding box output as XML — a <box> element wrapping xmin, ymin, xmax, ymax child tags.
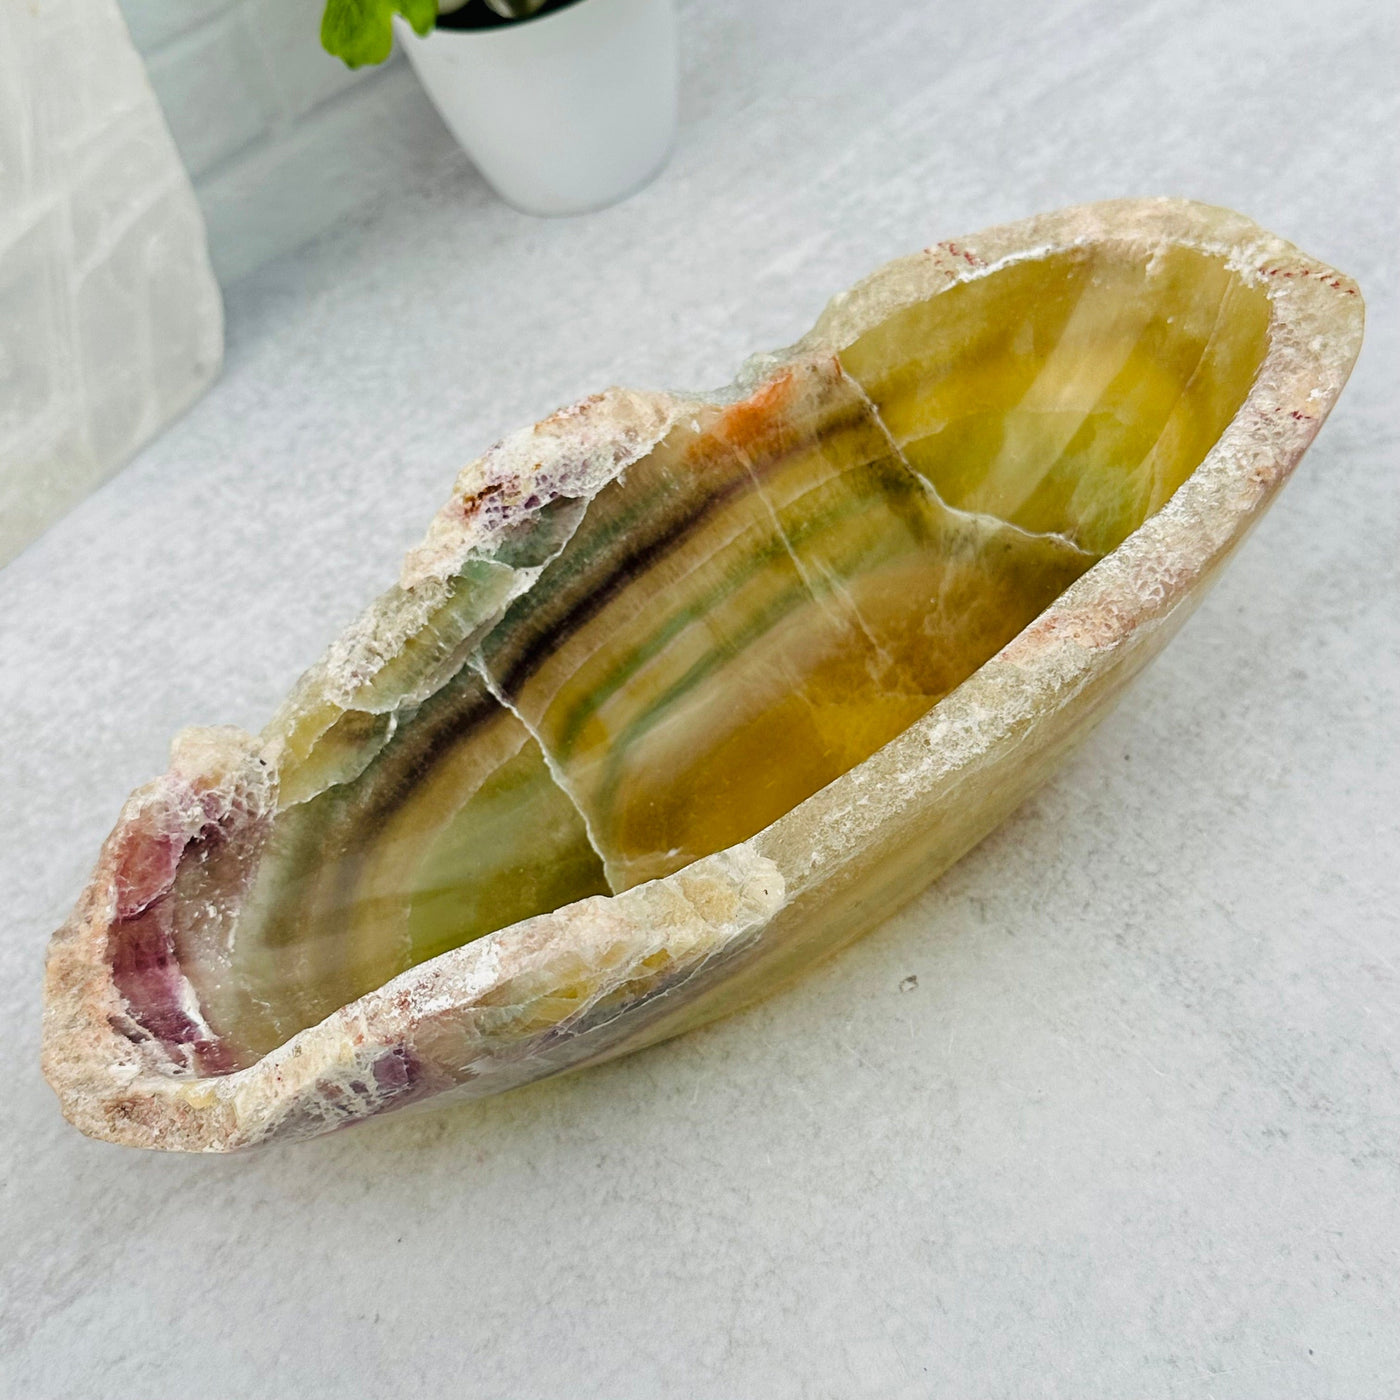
<box><xmin>2</xmin><ymin>0</ymin><xmax>1396</xmax><ymax>1395</ymax></box>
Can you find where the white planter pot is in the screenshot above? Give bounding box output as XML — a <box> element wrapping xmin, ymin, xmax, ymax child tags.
<box><xmin>396</xmin><ymin>0</ymin><xmax>678</xmax><ymax>216</ymax></box>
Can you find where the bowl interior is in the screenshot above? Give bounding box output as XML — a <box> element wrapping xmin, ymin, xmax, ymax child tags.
<box><xmin>125</xmin><ymin>244</ymin><xmax>1271</xmax><ymax>1069</ymax></box>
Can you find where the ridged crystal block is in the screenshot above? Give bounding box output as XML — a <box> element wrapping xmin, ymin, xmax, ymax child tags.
<box><xmin>42</xmin><ymin>200</ymin><xmax>1362</xmax><ymax>1150</ymax></box>
<box><xmin>0</xmin><ymin>0</ymin><xmax>222</xmax><ymax>566</ymax></box>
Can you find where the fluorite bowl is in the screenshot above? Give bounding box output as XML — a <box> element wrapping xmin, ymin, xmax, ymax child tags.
<box><xmin>42</xmin><ymin>199</ymin><xmax>1363</xmax><ymax>1151</ymax></box>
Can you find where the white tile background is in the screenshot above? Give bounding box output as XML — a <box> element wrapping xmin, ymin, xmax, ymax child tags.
<box><xmin>117</xmin><ymin>0</ymin><xmax>433</xmax><ymax>284</ymax></box>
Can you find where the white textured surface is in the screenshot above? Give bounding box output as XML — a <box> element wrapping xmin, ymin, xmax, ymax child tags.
<box><xmin>1</xmin><ymin>0</ymin><xmax>1396</xmax><ymax>1395</ymax></box>
<box><xmin>0</xmin><ymin>0</ymin><xmax>222</xmax><ymax>567</ymax></box>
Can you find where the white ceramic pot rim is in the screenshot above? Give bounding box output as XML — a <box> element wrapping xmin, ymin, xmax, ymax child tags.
<box><xmin>421</xmin><ymin>0</ymin><xmax>633</xmax><ymax>51</ymax></box>
<box><xmin>434</xmin><ymin>0</ymin><xmax>590</xmax><ymax>36</ymax></box>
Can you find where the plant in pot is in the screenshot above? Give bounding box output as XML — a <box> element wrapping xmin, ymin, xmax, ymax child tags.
<box><xmin>321</xmin><ymin>0</ymin><xmax>678</xmax><ymax>216</ymax></box>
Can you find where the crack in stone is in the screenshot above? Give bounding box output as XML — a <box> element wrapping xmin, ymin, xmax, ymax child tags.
<box><xmin>469</xmin><ymin>649</ymin><xmax>624</xmax><ymax>895</ymax></box>
<box><xmin>842</xmin><ymin>361</ymin><xmax>1097</xmax><ymax>563</ymax></box>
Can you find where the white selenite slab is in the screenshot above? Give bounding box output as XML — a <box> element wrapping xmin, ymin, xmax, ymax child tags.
<box><xmin>0</xmin><ymin>0</ymin><xmax>222</xmax><ymax>566</ymax></box>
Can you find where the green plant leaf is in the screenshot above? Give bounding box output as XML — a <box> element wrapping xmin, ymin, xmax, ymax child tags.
<box><xmin>322</xmin><ymin>0</ymin><xmax>437</xmax><ymax>69</ymax></box>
